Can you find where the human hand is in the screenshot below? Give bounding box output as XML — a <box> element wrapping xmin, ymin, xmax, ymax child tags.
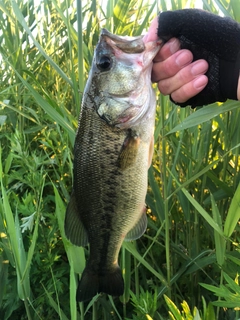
<box><xmin>145</xmin><ymin>10</ymin><xmax>240</xmax><ymax>107</ymax></box>
<box><xmin>144</xmin><ymin>17</ymin><xmax>208</xmax><ymax>106</ymax></box>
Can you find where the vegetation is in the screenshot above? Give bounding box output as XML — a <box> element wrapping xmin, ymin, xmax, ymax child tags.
<box><xmin>0</xmin><ymin>0</ymin><xmax>240</xmax><ymax>319</ymax></box>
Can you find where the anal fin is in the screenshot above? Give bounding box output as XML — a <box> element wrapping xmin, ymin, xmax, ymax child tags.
<box><xmin>64</xmin><ymin>190</ymin><xmax>88</xmax><ymax>247</ymax></box>
<box><xmin>124</xmin><ymin>209</ymin><xmax>147</xmax><ymax>241</ymax></box>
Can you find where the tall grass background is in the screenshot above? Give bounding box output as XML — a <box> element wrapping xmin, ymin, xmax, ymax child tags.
<box><xmin>0</xmin><ymin>0</ymin><xmax>240</xmax><ymax>319</ymax></box>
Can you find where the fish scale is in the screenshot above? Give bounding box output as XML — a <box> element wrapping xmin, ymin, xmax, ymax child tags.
<box><xmin>64</xmin><ymin>28</ymin><xmax>161</xmax><ymax>302</ymax></box>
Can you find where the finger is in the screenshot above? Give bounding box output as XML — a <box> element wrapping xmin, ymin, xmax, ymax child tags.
<box><xmin>171</xmin><ymin>75</ymin><xmax>208</xmax><ymax>103</ymax></box>
<box><xmin>152</xmin><ymin>49</ymin><xmax>194</xmax><ymax>82</ymax></box>
<box><xmin>154</xmin><ymin>38</ymin><xmax>181</xmax><ymax>62</ymax></box>
<box><xmin>157</xmin><ymin>60</ymin><xmax>208</xmax><ymax>95</ymax></box>
<box><xmin>143</xmin><ymin>17</ymin><xmax>158</xmax><ymax>43</ymax></box>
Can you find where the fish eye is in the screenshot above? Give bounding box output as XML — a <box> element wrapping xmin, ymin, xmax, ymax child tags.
<box><xmin>97</xmin><ymin>55</ymin><xmax>112</xmax><ymax>71</ymax></box>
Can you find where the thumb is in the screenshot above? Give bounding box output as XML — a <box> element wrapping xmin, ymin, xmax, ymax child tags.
<box><xmin>143</xmin><ymin>17</ymin><xmax>158</xmax><ymax>43</ymax></box>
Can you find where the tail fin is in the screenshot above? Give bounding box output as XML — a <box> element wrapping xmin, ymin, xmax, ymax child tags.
<box><xmin>76</xmin><ymin>266</ymin><xmax>124</xmax><ymax>302</ymax></box>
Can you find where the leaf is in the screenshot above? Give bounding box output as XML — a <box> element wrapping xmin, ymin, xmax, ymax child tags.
<box><xmin>181</xmin><ymin>300</ymin><xmax>192</xmax><ymax>318</ymax></box>
<box><xmin>231</xmin><ymin>0</ymin><xmax>240</xmax><ymax>22</ymax></box>
<box><xmin>167</xmin><ymin>101</ymin><xmax>240</xmax><ymax>134</ymax></box>
<box><xmin>205</xmin><ymin>302</ymin><xmax>215</xmax><ymax>320</ymax></box>
<box><xmin>14</xmin><ymin>213</ymin><xmax>30</xmax><ymax>300</ymax></box>
<box><xmin>11</xmin><ymin>0</ymin><xmax>73</xmax><ymax>87</ymax></box>
<box><xmin>0</xmin><ymin>147</ymin><xmax>30</xmax><ymax>300</ymax></box>
<box><xmin>20</xmin><ymin>212</ymin><xmax>36</xmax><ymax>233</ymax></box>
<box><xmin>123</xmin><ymin>241</ymin><xmax>167</xmax><ymax>285</ymax></box>
<box><xmin>164</xmin><ymin>295</ymin><xmax>183</xmax><ymax>320</ymax></box>
<box><xmin>0</xmin><ymin>115</ymin><xmax>7</xmax><ymax>126</ymax></box>
<box><xmin>193</xmin><ymin>308</ymin><xmax>201</xmax><ymax>320</ymax></box>
<box><xmin>148</xmin><ymin>166</ymin><xmax>164</xmax><ymax>223</ymax></box>
<box><xmin>69</xmin><ymin>256</ymin><xmax>77</xmax><ymax>320</ymax></box>
<box><xmin>210</xmin><ymin>194</ymin><xmax>226</xmax><ymax>266</ymax></box>
<box><xmin>181</xmin><ymin>187</ymin><xmax>224</xmax><ymax>236</ymax></box>
<box><xmin>42</xmin><ymin>284</ymin><xmax>69</xmax><ymax>320</ymax></box>
<box><xmin>224</xmin><ymin>183</ymin><xmax>240</xmax><ymax>237</ymax></box>
<box><xmin>4</xmin><ymin>62</ymin><xmax>75</xmax><ymax>146</ymax></box>
<box><xmin>200</xmin><ymin>272</ymin><xmax>240</xmax><ymax>308</ymax></box>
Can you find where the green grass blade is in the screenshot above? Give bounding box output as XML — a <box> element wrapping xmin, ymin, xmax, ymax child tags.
<box><xmin>21</xmin><ymin>214</ymin><xmax>39</xmax><ymax>283</ymax></box>
<box><xmin>121</xmin><ymin>245</ymin><xmax>131</xmax><ymax>304</ymax></box>
<box><xmin>0</xmin><ymin>147</ymin><xmax>30</xmax><ymax>300</ymax></box>
<box><xmin>210</xmin><ymin>194</ymin><xmax>225</xmax><ymax>266</ymax></box>
<box><xmin>123</xmin><ymin>241</ymin><xmax>167</xmax><ymax>285</ymax></box>
<box><xmin>148</xmin><ymin>166</ymin><xmax>164</xmax><ymax>222</ymax></box>
<box><xmin>167</xmin><ymin>101</ymin><xmax>240</xmax><ymax>134</ymax></box>
<box><xmin>108</xmin><ymin>295</ymin><xmax>122</xmax><ymax>320</ymax></box>
<box><xmin>224</xmin><ymin>183</ymin><xmax>240</xmax><ymax>237</ymax></box>
<box><xmin>11</xmin><ymin>0</ymin><xmax>73</xmax><ymax>87</ymax></box>
<box><xmin>2</xmin><ymin>58</ymin><xmax>75</xmax><ymax>145</ymax></box>
<box><xmin>76</xmin><ymin>0</ymin><xmax>85</xmax><ymax>97</ymax></box>
<box><xmin>42</xmin><ymin>284</ymin><xmax>69</xmax><ymax>320</ymax></box>
<box><xmin>70</xmin><ymin>258</ymin><xmax>77</xmax><ymax>320</ymax></box>
<box><xmin>181</xmin><ymin>187</ymin><xmax>224</xmax><ymax>236</ymax></box>
<box><xmin>14</xmin><ymin>213</ymin><xmax>30</xmax><ymax>300</ymax></box>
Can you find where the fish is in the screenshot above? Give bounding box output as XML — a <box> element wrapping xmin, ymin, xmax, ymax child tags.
<box><xmin>64</xmin><ymin>28</ymin><xmax>161</xmax><ymax>302</ymax></box>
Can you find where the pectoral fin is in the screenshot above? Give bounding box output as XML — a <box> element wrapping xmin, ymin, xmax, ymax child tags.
<box><xmin>124</xmin><ymin>210</ymin><xmax>147</xmax><ymax>241</ymax></box>
<box><xmin>148</xmin><ymin>135</ymin><xmax>154</xmax><ymax>168</ymax></box>
<box><xmin>64</xmin><ymin>190</ymin><xmax>88</xmax><ymax>247</ymax></box>
<box><xmin>118</xmin><ymin>135</ymin><xmax>140</xmax><ymax>170</ymax></box>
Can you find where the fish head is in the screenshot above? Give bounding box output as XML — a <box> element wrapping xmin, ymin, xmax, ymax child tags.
<box><xmin>88</xmin><ymin>29</ymin><xmax>162</xmax><ymax>128</ymax></box>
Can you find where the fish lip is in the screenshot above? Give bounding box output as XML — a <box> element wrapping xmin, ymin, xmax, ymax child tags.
<box><xmin>100</xmin><ymin>28</ymin><xmax>145</xmax><ymax>54</ymax></box>
<box><xmin>143</xmin><ymin>39</ymin><xmax>163</xmax><ymax>65</ymax></box>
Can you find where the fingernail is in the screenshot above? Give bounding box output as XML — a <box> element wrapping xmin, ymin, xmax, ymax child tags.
<box><xmin>169</xmin><ymin>38</ymin><xmax>180</xmax><ymax>54</ymax></box>
<box><xmin>193</xmin><ymin>75</ymin><xmax>208</xmax><ymax>89</ymax></box>
<box><xmin>175</xmin><ymin>51</ymin><xmax>192</xmax><ymax>67</ymax></box>
<box><xmin>191</xmin><ymin>61</ymin><xmax>208</xmax><ymax>76</ymax></box>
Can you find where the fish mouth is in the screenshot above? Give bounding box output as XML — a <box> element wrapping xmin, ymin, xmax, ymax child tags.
<box><xmin>142</xmin><ymin>40</ymin><xmax>163</xmax><ymax>68</ymax></box>
<box><xmin>101</xmin><ymin>28</ymin><xmax>145</xmax><ymax>54</ymax></box>
<box><xmin>100</xmin><ymin>28</ymin><xmax>162</xmax><ymax>61</ymax></box>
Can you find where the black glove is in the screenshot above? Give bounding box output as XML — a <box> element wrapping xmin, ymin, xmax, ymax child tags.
<box><xmin>157</xmin><ymin>9</ymin><xmax>240</xmax><ymax>107</ymax></box>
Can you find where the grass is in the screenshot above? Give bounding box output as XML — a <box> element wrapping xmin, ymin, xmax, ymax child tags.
<box><xmin>0</xmin><ymin>0</ymin><xmax>240</xmax><ymax>319</ymax></box>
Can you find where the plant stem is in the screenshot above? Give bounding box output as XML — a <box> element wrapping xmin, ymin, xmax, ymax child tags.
<box><xmin>160</xmin><ymin>95</ymin><xmax>171</xmax><ymax>296</ymax></box>
<box><xmin>76</xmin><ymin>0</ymin><xmax>84</xmax><ymax>114</ymax></box>
<box><xmin>216</xmin><ymin>270</ymin><xmax>224</xmax><ymax>319</ymax></box>
<box><xmin>24</xmin><ymin>299</ymin><xmax>32</xmax><ymax>320</ymax></box>
<box><xmin>134</xmin><ymin>254</ymin><xmax>140</xmax><ymax>300</ymax></box>
<box><xmin>92</xmin><ymin>300</ymin><xmax>97</xmax><ymax>320</ymax></box>
<box><xmin>122</xmin><ymin>245</ymin><xmax>127</xmax><ymax>318</ymax></box>
<box><xmin>79</xmin><ymin>302</ymin><xmax>84</xmax><ymax>320</ymax></box>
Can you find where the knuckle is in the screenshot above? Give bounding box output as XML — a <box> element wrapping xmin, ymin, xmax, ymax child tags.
<box><xmin>172</xmin><ymin>85</ymin><xmax>192</xmax><ymax>103</ymax></box>
<box><xmin>158</xmin><ymin>80</ymin><xmax>172</xmax><ymax>95</ymax></box>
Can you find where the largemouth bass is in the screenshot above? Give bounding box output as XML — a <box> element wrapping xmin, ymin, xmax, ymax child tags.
<box><xmin>64</xmin><ymin>28</ymin><xmax>161</xmax><ymax>302</ymax></box>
